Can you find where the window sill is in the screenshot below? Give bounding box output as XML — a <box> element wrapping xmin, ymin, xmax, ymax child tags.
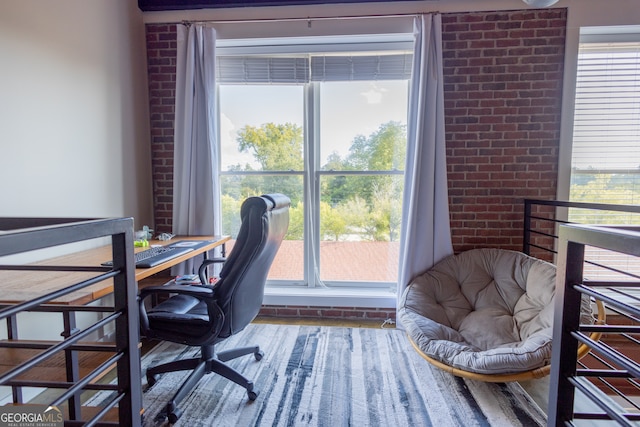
<box><xmin>263</xmin><ymin>286</ymin><xmax>396</xmax><ymax>308</ymax></box>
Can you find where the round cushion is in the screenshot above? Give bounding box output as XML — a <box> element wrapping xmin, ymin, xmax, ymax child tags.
<box><xmin>398</xmin><ymin>248</ymin><xmax>568</xmax><ymax>375</ymax></box>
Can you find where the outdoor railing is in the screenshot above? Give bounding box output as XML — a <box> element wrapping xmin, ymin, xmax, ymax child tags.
<box><xmin>548</xmin><ymin>223</ymin><xmax>640</xmax><ymax>426</ymax></box>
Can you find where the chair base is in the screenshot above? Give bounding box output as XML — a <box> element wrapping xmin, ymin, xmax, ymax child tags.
<box><xmin>146</xmin><ymin>344</ymin><xmax>264</xmax><ymax>423</ymax></box>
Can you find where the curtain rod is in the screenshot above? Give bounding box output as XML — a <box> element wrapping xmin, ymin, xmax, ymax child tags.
<box><xmin>150</xmin><ymin>11</ymin><xmax>437</xmax><ymax>26</ymax></box>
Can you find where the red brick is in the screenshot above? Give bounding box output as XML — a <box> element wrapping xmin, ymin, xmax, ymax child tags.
<box><xmin>143</xmin><ymin>11</ymin><xmax>566</xmax><ymax>314</ymax></box>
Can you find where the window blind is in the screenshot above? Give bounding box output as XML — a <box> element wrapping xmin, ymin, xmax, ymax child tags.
<box><xmin>570</xmin><ymin>42</ymin><xmax>640</xmax><ymax>207</ymax></box>
<box><xmin>217</xmin><ymin>53</ymin><xmax>412</xmax><ymax>83</ymax></box>
<box><xmin>216</xmin><ymin>56</ymin><xmax>310</xmax><ymax>83</ymax></box>
<box><xmin>310</xmin><ymin>54</ymin><xmax>412</xmax><ymax>81</ymax></box>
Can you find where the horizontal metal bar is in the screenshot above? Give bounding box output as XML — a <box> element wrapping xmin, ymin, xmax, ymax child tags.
<box><xmin>604</xmin><ymin>304</ymin><xmax>640</xmax><ymax>323</ymax></box>
<box><xmin>576</xmin><ymin>369</ymin><xmax>631</xmax><ymax>378</ymax></box>
<box><xmin>569</xmin><ymin>376</ymin><xmax>637</xmax><ymax>426</ymax></box>
<box><xmin>583</xmin><ymin>260</ymin><xmax>640</xmax><ymax>280</ymax></box>
<box><xmin>527</xmin><ymin>215</ymin><xmax>568</xmax><ymax>226</ymax></box>
<box><xmin>0</xmin><ymin>217</ymin><xmax>99</xmax><ymax>231</ymax></box>
<box><xmin>579</xmin><ymin>324</ymin><xmax>640</xmax><ymax>334</ymax></box>
<box><xmin>573</xmin><ymin>413</ymin><xmax>640</xmax><ymax>421</ymax></box>
<box><xmin>528</xmin><ymin>228</ymin><xmax>559</xmax><ymax>239</ymax></box>
<box><xmin>525</xmin><ymin>199</ymin><xmax>640</xmax><ymax>214</ymax></box>
<box><xmin>4</xmin><ymin>379</ymin><xmax>119</xmax><ymax>391</ymax></box>
<box><xmin>0</xmin><ymin>304</ymin><xmax>115</xmax><ymax>314</ymax></box>
<box><xmin>0</xmin><ymin>217</ymin><xmax>133</xmax><ymax>257</ymax></box>
<box><xmin>82</xmin><ymin>391</ymin><xmax>125</xmax><ymax>427</ymax></box>
<box><xmin>0</xmin><ymin>340</ymin><xmax>117</xmax><ymax>352</ymax></box>
<box><xmin>572</xmin><ymin>332</ymin><xmax>640</xmax><ymax>379</ymax></box>
<box><xmin>560</xmin><ymin>224</ymin><xmax>640</xmax><ymax>258</ymax></box>
<box><xmin>50</xmin><ymin>351</ymin><xmax>124</xmax><ymax>408</ymax></box>
<box><xmin>0</xmin><ymin>264</ymin><xmax>112</xmax><ymax>273</ymax></box>
<box><xmin>0</xmin><ymin>311</ymin><xmax>120</xmax><ymax>385</ymax></box>
<box><xmin>584</xmin><ymin>281</ymin><xmax>640</xmax><ymax>287</ymax></box>
<box><xmin>575</xmin><ymin>284</ymin><xmax>640</xmax><ymax>319</ymax></box>
<box><xmin>527</xmin><ymin>243</ymin><xmax>557</xmax><ymax>255</ymax></box>
<box><xmin>0</xmin><ymin>270</ymin><xmax>119</xmax><ymax>321</ymax></box>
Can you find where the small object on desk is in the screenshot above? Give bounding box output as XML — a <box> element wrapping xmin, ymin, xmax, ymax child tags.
<box><xmin>134</xmin><ymin>239</ymin><xmax>149</xmax><ymax>247</ymax></box>
<box><xmin>142</xmin><ymin>225</ymin><xmax>154</xmax><ymax>239</ymax></box>
<box><xmin>175</xmin><ymin>274</ymin><xmax>201</xmax><ymax>285</ymax></box>
<box><xmin>101</xmin><ymin>244</ymin><xmax>194</xmax><ymax>268</ymax></box>
<box><xmin>172</xmin><ymin>241</ymin><xmax>201</xmax><ymax>247</ymax></box>
<box><xmin>157</xmin><ymin>232</ymin><xmax>175</xmax><ymax>241</ymax></box>
<box><xmin>135</xmin><ymin>226</ymin><xmax>154</xmax><ymax>240</ymax></box>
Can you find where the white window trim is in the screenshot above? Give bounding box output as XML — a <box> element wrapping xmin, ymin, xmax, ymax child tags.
<box><xmin>557</xmin><ymin>24</ymin><xmax>640</xmax><ymax>205</ymax></box>
<box><xmin>217</xmin><ymin>34</ymin><xmax>409</xmax><ymax>296</ymax></box>
<box><xmin>264</xmin><ymin>285</ymin><xmax>396</xmax><ymax>308</ymax></box>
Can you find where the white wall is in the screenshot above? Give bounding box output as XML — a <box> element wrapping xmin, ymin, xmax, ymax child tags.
<box><xmin>0</xmin><ymin>0</ymin><xmax>152</xmax><ymax>404</ymax></box>
<box><xmin>0</xmin><ymin>0</ymin><xmax>153</xmax><ymax>227</ymax></box>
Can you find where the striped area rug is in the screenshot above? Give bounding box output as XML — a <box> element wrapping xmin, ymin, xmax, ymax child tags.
<box><xmin>139</xmin><ymin>324</ymin><xmax>546</xmax><ymax>427</ymax></box>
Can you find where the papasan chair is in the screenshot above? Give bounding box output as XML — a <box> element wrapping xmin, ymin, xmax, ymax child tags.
<box><xmin>398</xmin><ymin>248</ymin><xmax>604</xmax><ymax>382</ymax></box>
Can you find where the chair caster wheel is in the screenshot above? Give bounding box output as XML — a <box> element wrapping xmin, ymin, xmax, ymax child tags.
<box><xmin>147</xmin><ymin>373</ymin><xmax>159</xmax><ymax>388</ymax></box>
<box><xmin>168</xmin><ymin>408</ymin><xmax>182</xmax><ymax>424</ymax></box>
<box><xmin>254</xmin><ymin>350</ymin><xmax>264</xmax><ymax>361</ymax></box>
<box><xmin>248</xmin><ymin>390</ymin><xmax>259</xmax><ymax>401</ymax></box>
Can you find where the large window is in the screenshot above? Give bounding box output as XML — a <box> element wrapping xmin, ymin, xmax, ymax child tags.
<box><xmin>570</xmin><ymin>37</ymin><xmax>640</xmax><ymax>211</ymax></box>
<box><xmin>217</xmin><ymin>36</ymin><xmax>411</xmax><ymax>289</ymax></box>
<box><xmin>569</xmin><ymin>28</ymin><xmax>640</xmax><ymax>281</ymax></box>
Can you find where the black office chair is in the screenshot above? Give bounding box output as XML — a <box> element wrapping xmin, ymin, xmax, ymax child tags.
<box><xmin>138</xmin><ymin>194</ymin><xmax>290</xmax><ymax>423</ymax></box>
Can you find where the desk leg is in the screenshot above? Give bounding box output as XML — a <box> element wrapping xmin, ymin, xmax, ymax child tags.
<box><xmin>7</xmin><ymin>315</ymin><xmax>23</xmax><ymax>404</ymax></box>
<box><xmin>62</xmin><ymin>312</ymin><xmax>81</xmax><ymax>421</ymax></box>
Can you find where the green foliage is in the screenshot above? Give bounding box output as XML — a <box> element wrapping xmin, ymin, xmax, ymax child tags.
<box><xmin>569</xmin><ymin>173</ymin><xmax>640</xmax><ymax>225</ymax></box>
<box><xmin>230</xmin><ymin>122</ymin><xmax>305</xmax><ymax>207</ymax></box>
<box><xmin>345</xmin><ymin>121</ymin><xmax>406</xmax><ymax>171</ymax></box>
<box><xmin>287</xmin><ymin>202</ymin><xmax>304</xmax><ymax>240</ymax></box>
<box><xmin>320</xmin><ymin>201</ymin><xmax>347</xmax><ymax>241</ymax></box>
<box><xmin>222</xmin><ymin>121</ymin><xmax>407</xmax><ymax>241</ymax></box>
<box><xmin>221</xmin><ymin>193</ymin><xmax>243</xmax><ymax>238</ymax></box>
<box><xmin>237</xmin><ymin>123</ymin><xmax>303</xmax><ymax>171</ymax></box>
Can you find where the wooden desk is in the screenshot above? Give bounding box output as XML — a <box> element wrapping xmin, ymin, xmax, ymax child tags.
<box><xmin>0</xmin><ymin>217</ymin><xmax>145</xmax><ymax>424</ymax></box>
<box><xmin>0</xmin><ymin>235</ymin><xmax>229</xmax><ymax>417</ymax></box>
<box><xmin>0</xmin><ymin>235</ymin><xmax>230</xmax><ymax>306</ymax></box>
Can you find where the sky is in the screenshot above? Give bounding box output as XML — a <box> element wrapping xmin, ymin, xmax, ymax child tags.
<box><xmin>219</xmin><ymin>80</ymin><xmax>408</xmax><ymax>170</ymax></box>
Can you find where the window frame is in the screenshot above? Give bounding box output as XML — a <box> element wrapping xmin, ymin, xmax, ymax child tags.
<box><xmin>217</xmin><ymin>35</ymin><xmax>411</xmax><ymax>291</ymax></box>
<box><xmin>568</xmin><ymin>28</ymin><xmax>640</xmax><ymax>209</ymax></box>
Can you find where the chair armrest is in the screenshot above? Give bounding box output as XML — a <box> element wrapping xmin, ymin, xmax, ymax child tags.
<box><xmin>198</xmin><ymin>257</ymin><xmax>226</xmax><ymax>285</ymax></box>
<box><xmin>138</xmin><ymin>283</ymin><xmax>214</xmax><ymax>301</ymax></box>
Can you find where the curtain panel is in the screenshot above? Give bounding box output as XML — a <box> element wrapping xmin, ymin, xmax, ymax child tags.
<box><xmin>173</xmin><ymin>24</ymin><xmax>221</xmax><ymax>273</ymax></box>
<box><xmin>397</xmin><ymin>14</ymin><xmax>453</xmax><ymax>313</ymax></box>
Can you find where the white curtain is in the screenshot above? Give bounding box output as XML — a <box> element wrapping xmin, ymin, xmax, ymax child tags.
<box><xmin>397</xmin><ymin>14</ymin><xmax>453</xmax><ymax>302</ymax></box>
<box><xmin>173</xmin><ymin>24</ymin><xmax>221</xmax><ymax>273</ymax></box>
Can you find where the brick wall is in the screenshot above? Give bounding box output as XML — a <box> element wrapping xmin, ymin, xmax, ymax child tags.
<box><xmin>144</xmin><ymin>8</ymin><xmax>566</xmax><ymax>320</ymax></box>
<box><xmin>145</xmin><ymin>25</ymin><xmax>178</xmax><ymax>233</ymax></box>
<box><xmin>442</xmin><ymin>9</ymin><xmax>566</xmax><ymax>252</ymax></box>
<box><xmin>258</xmin><ymin>305</ymin><xmax>396</xmax><ymax>322</ymax></box>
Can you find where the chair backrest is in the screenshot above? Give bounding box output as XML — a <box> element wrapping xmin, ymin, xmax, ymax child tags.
<box><xmin>215</xmin><ymin>193</ymin><xmax>290</xmax><ymax>338</ymax></box>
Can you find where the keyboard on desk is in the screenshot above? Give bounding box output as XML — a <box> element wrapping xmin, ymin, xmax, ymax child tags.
<box><xmin>102</xmin><ymin>245</ymin><xmax>194</xmax><ymax>268</ymax></box>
